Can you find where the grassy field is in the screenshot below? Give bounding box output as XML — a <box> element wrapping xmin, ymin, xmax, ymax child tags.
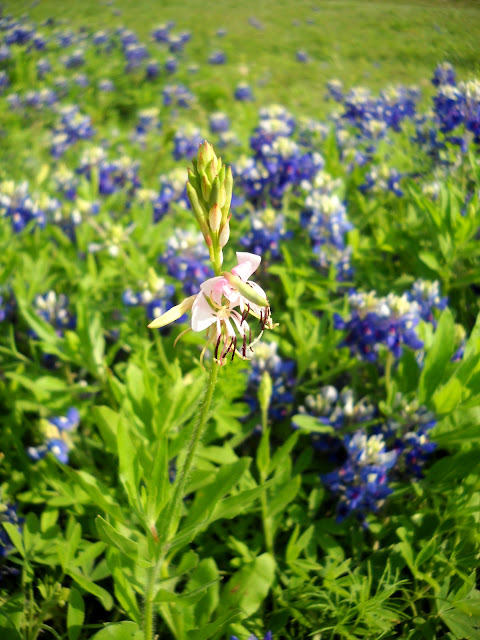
<box><xmin>2</xmin><ymin>1</ymin><xmax>480</xmax><ymax>638</ymax></box>
<box><xmin>5</xmin><ymin>0</ymin><xmax>480</xmax><ymax>115</ymax></box>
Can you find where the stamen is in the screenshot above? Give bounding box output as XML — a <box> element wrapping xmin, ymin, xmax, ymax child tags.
<box><xmin>214</xmin><ymin>334</ymin><xmax>222</xmax><ymax>360</ymax></box>
<box><xmin>231</xmin><ymin>336</ymin><xmax>237</xmax><ymax>361</ymax></box>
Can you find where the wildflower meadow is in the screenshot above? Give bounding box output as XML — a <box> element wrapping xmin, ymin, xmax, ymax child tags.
<box><xmin>2</xmin><ymin>1</ymin><xmax>480</xmax><ymax>639</ymax></box>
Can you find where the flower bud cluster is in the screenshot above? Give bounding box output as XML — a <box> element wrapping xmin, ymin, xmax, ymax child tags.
<box><xmin>186</xmin><ymin>141</ymin><xmax>233</xmax><ymax>271</ymax></box>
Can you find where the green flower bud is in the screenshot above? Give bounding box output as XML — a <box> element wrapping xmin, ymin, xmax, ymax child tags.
<box><xmin>209</xmin><ymin>204</ymin><xmax>222</xmax><ymax>232</ymax></box>
<box><xmin>222</xmin><ymin>272</ymin><xmax>269</xmax><ymax>307</ymax></box>
<box><xmin>258</xmin><ymin>371</ymin><xmax>273</xmax><ymax>417</ymax></box>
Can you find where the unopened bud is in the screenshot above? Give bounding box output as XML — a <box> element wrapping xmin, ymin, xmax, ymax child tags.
<box><xmin>197</xmin><ymin>141</ymin><xmax>215</xmax><ymax>172</ymax></box>
<box><xmin>258</xmin><ymin>371</ymin><xmax>273</xmax><ymax>416</ymax></box>
<box><xmin>222</xmin><ymin>272</ymin><xmax>269</xmax><ymax>307</ymax></box>
<box><xmin>148</xmin><ymin>295</ymin><xmax>196</xmax><ymax>329</ymax></box>
<box><xmin>201</xmin><ymin>173</ymin><xmax>211</xmax><ymax>202</ymax></box>
<box><xmin>209</xmin><ymin>204</ymin><xmax>222</xmax><ymax>232</ymax></box>
<box><xmin>219</xmin><ymin>217</ymin><xmax>230</xmax><ymax>248</ymax></box>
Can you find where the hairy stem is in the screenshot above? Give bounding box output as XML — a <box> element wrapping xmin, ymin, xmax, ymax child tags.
<box><xmin>143</xmin><ymin>362</ymin><xmax>219</xmax><ymax>640</ymax></box>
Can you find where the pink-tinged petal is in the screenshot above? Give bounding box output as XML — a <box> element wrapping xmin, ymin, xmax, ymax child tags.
<box><xmin>191</xmin><ymin>293</ymin><xmax>217</xmax><ymax>332</ymax></box>
<box><xmin>231</xmin><ymin>252</ymin><xmax>261</xmax><ymax>282</ymax></box>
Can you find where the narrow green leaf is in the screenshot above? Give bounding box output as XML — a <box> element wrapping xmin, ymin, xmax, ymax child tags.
<box><xmin>96</xmin><ymin>517</ymin><xmax>151</xmax><ymax>568</ymax></box>
<box><xmin>68</xmin><ymin>569</ymin><xmax>113</xmax><ymax>611</ymax></box>
<box><xmin>67</xmin><ymin>589</ymin><xmax>85</xmax><ymax>640</ymax></box>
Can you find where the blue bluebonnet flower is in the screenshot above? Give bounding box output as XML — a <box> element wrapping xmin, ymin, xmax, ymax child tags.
<box><xmin>383</xmin><ymin>397</ymin><xmax>437</xmax><ymax>477</ymax></box>
<box><xmin>359</xmin><ymin>165</ymin><xmax>404</xmax><ymax>197</ymax></box>
<box><xmin>314</xmin><ymin>245</ymin><xmax>354</xmax><ymax>281</ymax></box>
<box><xmin>334</xmin><ymin>291</ymin><xmax>424</xmax><ymax>361</ymax></box>
<box><xmin>117</xmin><ymin>27</ymin><xmax>139</xmax><ymax>47</ymax></box>
<box><xmin>73</xmin><ymin>72</ymin><xmax>89</xmax><ymax>88</ymax></box>
<box><xmin>92</xmin><ymin>30</ymin><xmax>110</xmax><ymax>46</ymax></box>
<box><xmin>76</xmin><ymin>148</ymin><xmax>140</xmax><ymax>197</ymax></box>
<box><xmin>165</xmin><ymin>56</ymin><xmax>178</xmax><ymax>74</ymax></box>
<box><xmin>51</xmin><ymin>106</ymin><xmax>95</xmax><ymax>157</ymax></box>
<box><xmin>326</xmin><ymin>79</ymin><xmax>344</xmax><ymax>102</ymax></box>
<box><xmin>433</xmin><ymin>83</ymin><xmax>465</xmax><ymax>135</ymax></box>
<box><xmin>36</xmin><ymin>57</ymin><xmax>51</xmax><ymax>77</ymax></box>
<box><xmin>123</xmin><ymin>268</ymin><xmax>175</xmax><ymax>322</ymax></box>
<box><xmin>432</xmin><ymin>62</ymin><xmax>456</xmax><ymax>87</ymax></box>
<box><xmin>296</xmin><ymin>50</ymin><xmax>309</xmax><ymax>63</ymax></box>
<box><xmin>234</xmin><ymin>83</ymin><xmax>254</xmax><ymax>102</ymax></box>
<box><xmin>34</xmin><ymin>291</ymin><xmax>76</xmax><ymax>334</ymax></box>
<box><xmin>208</xmin><ymin>50</ymin><xmax>226</xmax><ymax>64</ymax></box>
<box><xmin>302</xmin><ymin>190</ymin><xmax>353</xmax><ymax>250</ymax></box>
<box><xmin>461</xmin><ymin>80</ymin><xmax>480</xmax><ymax>143</ymax></box>
<box><xmin>28</xmin><ymin>408</ymin><xmax>80</xmax><ymax>464</ymax></box>
<box><xmin>56</xmin><ymin>30</ymin><xmax>75</xmax><ymax>48</ymax></box>
<box><xmin>62</xmin><ymin>48</ymin><xmax>85</xmax><ymax>69</ymax></box>
<box><xmin>145</xmin><ymin>59</ymin><xmax>160</xmax><ymax>79</ymax></box>
<box><xmin>236</xmin><ymin>133</ymin><xmax>323</xmax><ymax>207</ymax></box>
<box><xmin>168</xmin><ymin>33</ymin><xmax>189</xmax><ymax>54</ymax></box>
<box><xmin>322</xmin><ymin>431</ymin><xmax>395</xmax><ymax>525</ymax></box>
<box><xmin>151</xmin><ymin>23</ymin><xmax>172</xmax><ymax>43</ymax></box>
<box><xmin>216</xmin><ymin>28</ymin><xmax>227</xmax><ymax>37</ymax></box>
<box><xmin>0</xmin><ymin>45</ymin><xmax>11</xmax><ymax>62</ymax></box>
<box><xmin>5</xmin><ymin>22</ymin><xmax>35</xmax><ymax>45</ymax></box>
<box><xmin>240</xmin><ymin>207</ymin><xmax>291</xmax><ymax>259</ymax></box>
<box><xmin>124</xmin><ymin>43</ymin><xmax>149</xmax><ymax>70</ymax></box>
<box><xmin>98</xmin><ymin>78</ymin><xmax>114</xmax><ymax>92</ymax></box>
<box><xmin>407</xmin><ymin>280</ymin><xmax>447</xmax><ymax>324</ymax></box>
<box><xmin>295</xmin><ymin>386</ymin><xmax>375</xmax><ymax>460</ymax></box>
<box><xmin>132</xmin><ymin>107</ymin><xmax>161</xmax><ymax>145</ymax></box>
<box><xmin>245</xmin><ymin>341</ymin><xmax>296</xmax><ymax>422</ymax></box>
<box><xmin>151</xmin><ymin>167</ymin><xmax>189</xmax><ymax>222</ymax></box>
<box><xmin>53</xmin><ymin>166</ymin><xmax>79</xmax><ymax>201</ymax></box>
<box><xmin>163</xmin><ymin>84</ymin><xmax>194</xmax><ymax>108</ymax></box>
<box><xmin>159</xmin><ymin>229</ymin><xmax>213</xmax><ymax>296</ymax></box>
<box><xmin>172</xmin><ymin>126</ymin><xmax>204</xmax><ymax>161</ymax></box>
<box><xmin>209</xmin><ymin>112</ymin><xmax>231</xmax><ymax>133</ymax></box>
<box><xmin>0</xmin><ymin>181</ymin><xmax>47</xmax><ymax>232</ymax></box>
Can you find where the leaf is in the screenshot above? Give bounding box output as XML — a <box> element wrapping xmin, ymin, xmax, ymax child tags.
<box><xmin>95</xmin><ymin>517</ymin><xmax>151</xmax><ymax>568</ymax></box>
<box><xmin>419</xmin><ymin>309</ymin><xmax>455</xmax><ymax>403</ymax></box>
<box><xmin>184</xmin><ymin>459</ymin><xmax>250</xmax><ymax>529</ymax></box>
<box><xmin>117</xmin><ymin>418</ymin><xmax>140</xmax><ymax>512</ymax></box>
<box><xmin>88</xmin><ymin>621</ymin><xmax>143</xmax><ymax>640</ymax></box>
<box><xmin>146</xmin><ymin>440</ymin><xmax>170</xmax><ymax>523</ymax></box>
<box><xmin>432</xmin><ymin>378</ymin><xmax>462</xmax><ymax>414</ymax></box>
<box><xmin>92</xmin><ymin>406</ymin><xmax>120</xmax><ymax>455</ymax></box>
<box><xmin>67</xmin><ymin>589</ymin><xmax>85</xmax><ymax>640</ymax></box>
<box><xmin>291</xmin><ymin>415</ymin><xmax>334</xmax><ymax>434</ymax></box>
<box><xmin>67</xmin><ymin>569</ymin><xmax>113</xmax><ymax>611</ymax></box>
<box><xmin>439</xmin><ymin>609</ymin><xmax>480</xmax><ymax>639</ymax></box>
<box><xmin>219</xmin><ymin>553</ymin><xmax>276</xmax><ymax>618</ymax></box>
<box><xmin>108</xmin><ymin>549</ymin><xmax>142</xmax><ymax>626</ymax></box>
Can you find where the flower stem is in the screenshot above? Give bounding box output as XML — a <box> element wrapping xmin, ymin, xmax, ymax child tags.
<box><xmin>259</xmin><ymin>402</ymin><xmax>274</xmax><ymax>554</ymax></box>
<box><xmin>143</xmin><ymin>362</ymin><xmax>219</xmax><ymax>640</ymax></box>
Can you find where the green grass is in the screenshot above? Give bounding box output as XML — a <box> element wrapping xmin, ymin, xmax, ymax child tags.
<box><xmin>5</xmin><ymin>0</ymin><xmax>480</xmax><ymax>116</ymax></box>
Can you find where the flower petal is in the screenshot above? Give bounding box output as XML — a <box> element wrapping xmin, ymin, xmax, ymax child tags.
<box><xmin>148</xmin><ymin>295</ymin><xmax>196</xmax><ymax>329</ymax></box>
<box><xmin>191</xmin><ymin>292</ymin><xmax>217</xmax><ymax>332</ymax></box>
<box><xmin>231</xmin><ymin>252</ymin><xmax>261</xmax><ymax>282</ymax></box>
